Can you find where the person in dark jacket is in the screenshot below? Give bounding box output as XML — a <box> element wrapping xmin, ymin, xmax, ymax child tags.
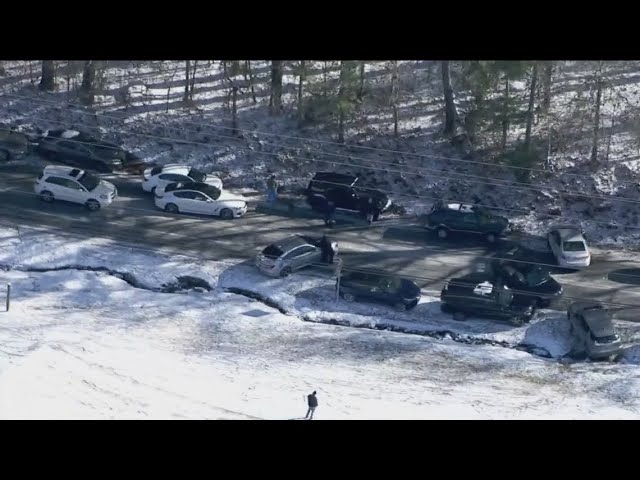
<box><xmin>324</xmin><ymin>201</ymin><xmax>336</xmax><ymax>227</ymax></box>
<box><xmin>320</xmin><ymin>235</ymin><xmax>336</xmax><ymax>264</ymax></box>
<box><xmin>305</xmin><ymin>391</ymin><xmax>318</xmax><ymax>420</ymax></box>
<box><xmin>362</xmin><ymin>197</ymin><xmax>378</xmax><ymax>224</ymax></box>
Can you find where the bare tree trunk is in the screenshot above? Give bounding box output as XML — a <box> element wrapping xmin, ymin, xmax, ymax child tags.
<box><xmin>270</xmin><ymin>60</ymin><xmax>283</xmax><ymax>115</ymax></box>
<box><xmin>591</xmin><ymin>62</ymin><xmax>604</xmax><ymax>166</ymax></box>
<box><xmin>39</xmin><ymin>60</ymin><xmax>55</xmax><ymax>91</ymax></box>
<box><xmin>245</xmin><ymin>61</ymin><xmax>257</xmax><ymax>104</ymax></box>
<box><xmin>605</xmin><ymin>116</ymin><xmax>614</xmax><ymax>164</ymax></box>
<box><xmin>183</xmin><ymin>60</ymin><xmax>191</xmax><ymax>102</ymax></box>
<box><xmin>358</xmin><ymin>62</ymin><xmax>365</xmax><ymax>100</ymax></box>
<box><xmin>323</xmin><ymin>61</ymin><xmax>329</xmax><ymax>97</ymax></box>
<box><xmin>338</xmin><ymin>61</ymin><xmax>346</xmax><ymax>143</ymax></box>
<box><xmin>542</xmin><ymin>61</ymin><xmax>553</xmax><ymax>114</ymax></box>
<box><xmin>524</xmin><ymin>63</ymin><xmax>538</xmax><ymax>151</ymax></box>
<box><xmin>189</xmin><ymin>60</ymin><xmax>198</xmax><ymax>101</ymax></box>
<box><xmin>79</xmin><ymin>60</ymin><xmax>96</xmax><ymax>105</ymax></box>
<box><xmin>501</xmin><ymin>75</ymin><xmax>510</xmax><ymax>150</ymax></box>
<box><xmin>222</xmin><ymin>61</ymin><xmax>227</xmax><ymax>77</ymax></box>
<box><xmin>231</xmin><ymin>86</ymin><xmax>238</xmax><ymax>135</ymax></box>
<box><xmin>297</xmin><ymin>60</ymin><xmax>305</xmax><ymax>120</ymax></box>
<box><xmin>441</xmin><ymin>60</ymin><xmax>458</xmax><ymax>136</ymax></box>
<box><xmin>391</xmin><ymin>61</ymin><xmax>399</xmax><ymax>138</ymax></box>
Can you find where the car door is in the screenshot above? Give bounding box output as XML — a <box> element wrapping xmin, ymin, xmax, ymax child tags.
<box><xmin>290</xmin><ymin>245</ymin><xmax>318</xmax><ymax>270</ymax></box>
<box><xmin>188</xmin><ymin>191</ymin><xmax>215</xmax><ymax>215</ymax></box>
<box><xmin>171</xmin><ymin>191</ymin><xmax>200</xmax><ymax>213</ymax></box>
<box><xmin>461</xmin><ymin>212</ymin><xmax>480</xmax><ymax>234</ymax></box>
<box><xmin>63</xmin><ymin>178</ymin><xmax>88</xmax><ymax>204</ymax></box>
<box><xmin>43</xmin><ymin>176</ymin><xmax>70</xmax><ymax>201</ymax></box>
<box><xmin>548</xmin><ymin>230</ymin><xmax>561</xmax><ymax>258</ymax></box>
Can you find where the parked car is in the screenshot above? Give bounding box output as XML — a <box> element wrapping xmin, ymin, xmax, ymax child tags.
<box><xmin>154</xmin><ymin>181</ymin><xmax>246</xmax><ymax>219</ymax></box>
<box><xmin>567</xmin><ymin>301</ymin><xmax>622</xmax><ymax>360</ymax></box>
<box><xmin>36</xmin><ymin>129</ymin><xmax>145</xmax><ymax>174</ymax></box>
<box><xmin>338</xmin><ymin>271</ymin><xmax>420</xmax><ymax>311</ymax></box>
<box><xmin>488</xmin><ymin>246</ymin><xmax>563</xmax><ymax>307</ymax></box>
<box><xmin>440</xmin><ymin>273</ymin><xmax>537</xmax><ymax>325</ymax></box>
<box><xmin>0</xmin><ymin>128</ymin><xmax>35</xmax><ymax>161</ymax></box>
<box><xmin>424</xmin><ymin>201</ymin><xmax>510</xmax><ymax>243</ymax></box>
<box><xmin>305</xmin><ymin>172</ymin><xmax>391</xmax><ymax>221</ymax></box>
<box><xmin>142</xmin><ymin>164</ymin><xmax>222</xmax><ymax>195</ymax></box>
<box><xmin>34</xmin><ymin>165</ymin><xmax>117</xmax><ymax>211</ymax></box>
<box><xmin>548</xmin><ymin>225</ymin><xmax>591</xmax><ymax>268</ymax></box>
<box><xmin>256</xmin><ymin>234</ymin><xmax>337</xmax><ymax>277</ymax></box>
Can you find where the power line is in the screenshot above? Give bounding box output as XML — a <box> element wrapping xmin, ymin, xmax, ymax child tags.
<box><xmin>3</xmin><ymin>87</ymin><xmax>633</xmax><ymax>189</ymax></box>
<box><xmin>4</xmin><ymin>93</ymin><xmax>640</xmax><ymax>209</ymax></box>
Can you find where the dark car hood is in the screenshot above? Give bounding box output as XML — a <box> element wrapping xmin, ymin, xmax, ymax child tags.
<box><xmin>531</xmin><ymin>277</ymin><xmax>563</xmax><ymax>295</ymax></box>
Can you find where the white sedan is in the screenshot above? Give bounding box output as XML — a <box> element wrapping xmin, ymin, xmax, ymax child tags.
<box><xmin>154</xmin><ymin>182</ymin><xmax>247</xmax><ymax>219</ymax></box>
<box><xmin>142</xmin><ymin>164</ymin><xmax>222</xmax><ymax>194</ymax></box>
<box><xmin>548</xmin><ymin>225</ymin><xmax>591</xmax><ymax>268</ymax></box>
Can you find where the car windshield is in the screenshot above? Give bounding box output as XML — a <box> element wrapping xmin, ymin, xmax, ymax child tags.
<box><xmin>526</xmin><ymin>268</ymin><xmax>550</xmax><ymax>286</ymax></box>
<box><xmin>188</xmin><ymin>168</ymin><xmax>207</xmax><ymax>182</ymax></box>
<box><xmin>563</xmin><ymin>241</ymin><xmax>586</xmax><ymax>252</ymax></box>
<box><xmin>591</xmin><ymin>332</ymin><xmax>619</xmax><ymax>344</ymax></box>
<box><xmin>77</xmin><ymin>172</ymin><xmax>101</xmax><ymax>191</ymax></box>
<box><xmin>262</xmin><ymin>245</ymin><xmax>283</xmax><ymax>259</ymax></box>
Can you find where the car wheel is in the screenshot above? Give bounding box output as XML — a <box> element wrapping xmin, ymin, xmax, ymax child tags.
<box><xmin>343</xmin><ymin>292</ymin><xmax>355</xmax><ymax>302</ymax></box>
<box><xmin>405</xmin><ymin>299</ymin><xmax>418</xmax><ymax>311</ymax></box>
<box><xmin>436</xmin><ymin>227</ymin><xmax>448</xmax><ymax>240</ymax></box>
<box><xmin>165</xmin><ymin>203</ymin><xmax>179</xmax><ymax>214</ymax></box>
<box><xmin>279</xmin><ymin>267</ymin><xmax>292</xmax><ymax>278</ymax></box>
<box><xmin>40</xmin><ymin>191</ymin><xmax>54</xmax><ymax>203</ymax></box>
<box><xmin>220</xmin><ymin>208</ymin><xmax>234</xmax><ymax>220</ymax></box>
<box><xmin>452</xmin><ymin>311</ymin><xmax>467</xmax><ymax>321</ymax></box>
<box><xmin>393</xmin><ymin>302</ymin><xmax>408</xmax><ymax>312</ymax></box>
<box><xmin>85</xmin><ymin>200</ymin><xmax>101</xmax><ymax>211</ymax></box>
<box><xmin>485</xmin><ymin>232</ymin><xmax>497</xmax><ymax>243</ymax></box>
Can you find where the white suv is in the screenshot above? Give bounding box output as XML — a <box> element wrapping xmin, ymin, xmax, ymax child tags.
<box><xmin>34</xmin><ymin>165</ymin><xmax>117</xmax><ymax>211</ymax></box>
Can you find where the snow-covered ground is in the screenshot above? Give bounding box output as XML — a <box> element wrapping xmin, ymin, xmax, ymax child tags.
<box><xmin>2</xmin><ymin>225</ymin><xmax>640</xmax><ymax>419</ymax></box>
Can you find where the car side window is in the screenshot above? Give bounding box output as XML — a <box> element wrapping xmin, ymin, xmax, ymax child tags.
<box><xmin>64</xmin><ymin>179</ymin><xmax>84</xmax><ymax>190</ymax></box>
<box><xmin>191</xmin><ymin>192</ymin><xmax>209</xmax><ymax>202</ymax></box>
<box><xmin>159</xmin><ymin>173</ymin><xmax>191</xmax><ymax>182</ymax></box>
<box><xmin>173</xmin><ymin>191</ymin><xmax>196</xmax><ymax>199</ymax></box>
<box><xmin>296</xmin><ymin>246</ymin><xmax>316</xmax><ymax>256</ymax></box>
<box><xmin>44</xmin><ymin>176</ymin><xmax>66</xmax><ymax>186</ymax></box>
<box><xmin>282</xmin><ymin>247</ymin><xmax>303</xmax><ymax>260</ymax></box>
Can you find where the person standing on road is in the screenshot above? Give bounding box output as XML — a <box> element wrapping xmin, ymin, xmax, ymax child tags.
<box><xmin>324</xmin><ymin>200</ymin><xmax>336</xmax><ymax>227</ymax></box>
<box><xmin>363</xmin><ymin>197</ymin><xmax>377</xmax><ymax>224</ymax></box>
<box><xmin>266</xmin><ymin>174</ymin><xmax>278</xmax><ymax>204</ymax></box>
<box><xmin>305</xmin><ymin>391</ymin><xmax>318</xmax><ymax>420</ymax></box>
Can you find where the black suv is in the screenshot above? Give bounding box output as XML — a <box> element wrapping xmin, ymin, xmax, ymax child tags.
<box><xmin>425</xmin><ymin>201</ymin><xmax>510</xmax><ymax>243</ymax></box>
<box><xmin>486</xmin><ymin>246</ymin><xmax>563</xmax><ymax>307</ymax></box>
<box><xmin>338</xmin><ymin>271</ymin><xmax>421</xmax><ymax>311</ymax></box>
<box><xmin>36</xmin><ymin>129</ymin><xmax>146</xmax><ymax>174</ymax></box>
<box><xmin>306</xmin><ymin>172</ymin><xmax>391</xmax><ymax>220</ymax></box>
<box><xmin>440</xmin><ymin>273</ymin><xmax>537</xmax><ymax>325</ymax></box>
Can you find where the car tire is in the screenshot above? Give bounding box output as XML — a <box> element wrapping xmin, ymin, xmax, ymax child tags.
<box><xmin>452</xmin><ymin>311</ymin><xmax>467</xmax><ymax>321</ymax></box>
<box><xmin>393</xmin><ymin>302</ymin><xmax>408</xmax><ymax>312</ymax></box>
<box><xmin>40</xmin><ymin>191</ymin><xmax>54</xmax><ymax>203</ymax></box>
<box><xmin>405</xmin><ymin>299</ymin><xmax>418</xmax><ymax>311</ymax></box>
<box><xmin>343</xmin><ymin>292</ymin><xmax>355</xmax><ymax>302</ymax></box>
<box><xmin>436</xmin><ymin>227</ymin><xmax>448</xmax><ymax>240</ymax></box>
<box><xmin>85</xmin><ymin>200</ymin><xmax>101</xmax><ymax>211</ymax></box>
<box><xmin>279</xmin><ymin>267</ymin><xmax>292</xmax><ymax>278</ymax></box>
<box><xmin>165</xmin><ymin>203</ymin><xmax>179</xmax><ymax>214</ymax></box>
<box><xmin>485</xmin><ymin>232</ymin><xmax>497</xmax><ymax>243</ymax></box>
<box><xmin>220</xmin><ymin>208</ymin><xmax>234</xmax><ymax>220</ymax></box>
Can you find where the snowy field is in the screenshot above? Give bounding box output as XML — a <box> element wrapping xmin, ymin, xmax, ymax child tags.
<box><xmin>2</xmin><ymin>225</ymin><xmax>640</xmax><ymax>419</ymax></box>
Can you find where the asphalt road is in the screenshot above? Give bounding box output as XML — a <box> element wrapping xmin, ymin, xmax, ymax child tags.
<box><xmin>1</xmin><ymin>165</ymin><xmax>640</xmax><ymax>321</ymax></box>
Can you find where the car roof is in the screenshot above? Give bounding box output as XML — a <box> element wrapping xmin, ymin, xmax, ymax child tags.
<box><xmin>273</xmin><ymin>235</ymin><xmax>314</xmax><ymax>251</ymax></box>
<box><xmin>558</xmin><ymin>229</ymin><xmax>585</xmax><ymax>242</ymax></box>
<box><xmin>43</xmin><ymin>165</ymin><xmax>85</xmax><ymax>178</ymax></box>
<box><xmin>166</xmin><ymin>181</ymin><xmax>219</xmax><ymax>196</ymax></box>
<box><xmin>442</xmin><ymin>202</ymin><xmax>475</xmax><ymax>212</ymax></box>
<box><xmin>312</xmin><ymin>172</ymin><xmax>358</xmax><ymax>184</ymax></box>
<box><xmin>158</xmin><ymin>164</ymin><xmax>191</xmax><ymax>174</ymax></box>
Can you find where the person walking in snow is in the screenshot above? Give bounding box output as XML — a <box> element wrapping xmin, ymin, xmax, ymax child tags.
<box><xmin>266</xmin><ymin>174</ymin><xmax>279</xmax><ymax>204</ymax></box>
<box><xmin>305</xmin><ymin>391</ymin><xmax>318</xmax><ymax>420</ymax></box>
